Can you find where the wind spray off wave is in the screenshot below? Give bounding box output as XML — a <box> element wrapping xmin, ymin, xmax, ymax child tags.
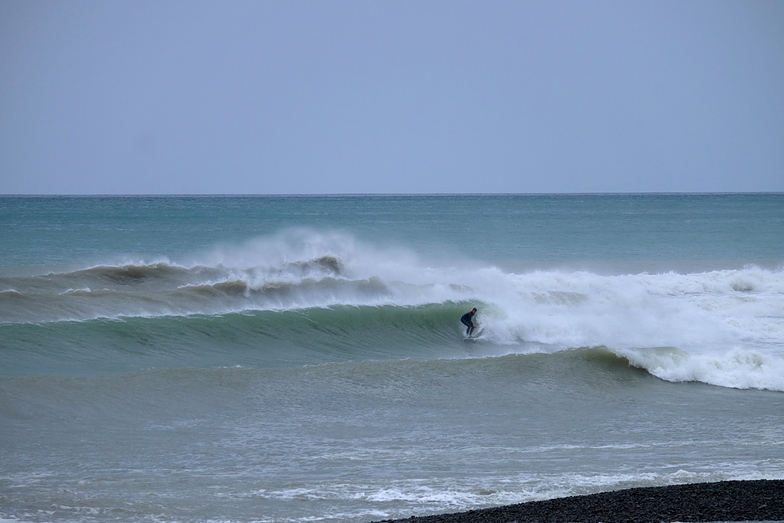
<box><xmin>0</xmin><ymin>230</ymin><xmax>468</xmax><ymax>323</ymax></box>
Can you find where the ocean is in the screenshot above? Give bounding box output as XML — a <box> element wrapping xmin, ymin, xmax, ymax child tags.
<box><xmin>1</xmin><ymin>194</ymin><xmax>783</xmax><ymax>522</ymax></box>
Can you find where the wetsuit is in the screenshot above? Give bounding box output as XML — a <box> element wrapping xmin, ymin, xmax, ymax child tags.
<box><xmin>460</xmin><ymin>310</ymin><xmax>476</xmax><ymax>336</ymax></box>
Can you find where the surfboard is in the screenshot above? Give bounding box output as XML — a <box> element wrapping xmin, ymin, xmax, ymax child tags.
<box><xmin>465</xmin><ymin>327</ymin><xmax>483</xmax><ymax>340</ymax></box>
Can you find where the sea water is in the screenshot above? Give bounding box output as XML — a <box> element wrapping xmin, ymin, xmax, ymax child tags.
<box><xmin>1</xmin><ymin>194</ymin><xmax>783</xmax><ymax>522</ymax></box>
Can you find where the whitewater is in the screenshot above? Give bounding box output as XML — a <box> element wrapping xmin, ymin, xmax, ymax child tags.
<box><xmin>1</xmin><ymin>194</ymin><xmax>783</xmax><ymax>522</ymax></box>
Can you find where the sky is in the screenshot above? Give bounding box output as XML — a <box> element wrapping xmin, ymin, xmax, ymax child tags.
<box><xmin>1</xmin><ymin>1</ymin><xmax>783</xmax><ymax>194</ymax></box>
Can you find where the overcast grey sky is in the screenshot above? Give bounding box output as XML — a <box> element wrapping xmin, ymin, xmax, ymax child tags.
<box><xmin>1</xmin><ymin>1</ymin><xmax>782</xmax><ymax>194</ymax></box>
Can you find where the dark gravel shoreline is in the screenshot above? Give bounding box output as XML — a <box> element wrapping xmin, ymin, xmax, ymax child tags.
<box><xmin>372</xmin><ymin>480</ymin><xmax>784</xmax><ymax>523</ymax></box>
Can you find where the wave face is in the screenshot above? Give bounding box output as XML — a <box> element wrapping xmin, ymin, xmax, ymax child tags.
<box><xmin>2</xmin><ymin>229</ymin><xmax>783</xmax><ymax>391</ymax></box>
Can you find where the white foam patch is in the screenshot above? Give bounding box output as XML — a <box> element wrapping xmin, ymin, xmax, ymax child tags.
<box><xmin>483</xmin><ymin>268</ymin><xmax>784</xmax><ymax>349</ymax></box>
<box><xmin>620</xmin><ymin>346</ymin><xmax>784</xmax><ymax>391</ymax></box>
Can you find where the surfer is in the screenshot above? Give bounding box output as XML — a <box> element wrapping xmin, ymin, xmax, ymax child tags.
<box><xmin>461</xmin><ymin>307</ymin><xmax>478</xmax><ymax>336</ymax></box>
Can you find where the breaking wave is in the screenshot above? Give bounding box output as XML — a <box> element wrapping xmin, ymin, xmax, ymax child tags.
<box><xmin>1</xmin><ymin>231</ymin><xmax>783</xmax><ymax>391</ymax></box>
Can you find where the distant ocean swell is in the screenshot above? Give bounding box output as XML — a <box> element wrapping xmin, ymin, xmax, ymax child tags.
<box><xmin>1</xmin><ymin>249</ymin><xmax>783</xmax><ymax>391</ymax></box>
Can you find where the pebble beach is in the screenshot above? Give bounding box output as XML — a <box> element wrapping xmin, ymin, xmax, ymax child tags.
<box><xmin>373</xmin><ymin>480</ymin><xmax>784</xmax><ymax>523</ymax></box>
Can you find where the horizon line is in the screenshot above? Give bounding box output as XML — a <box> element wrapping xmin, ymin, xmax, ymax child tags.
<box><xmin>2</xmin><ymin>191</ymin><xmax>783</xmax><ymax>198</ymax></box>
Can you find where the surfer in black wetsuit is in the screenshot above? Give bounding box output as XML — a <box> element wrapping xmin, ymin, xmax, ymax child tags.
<box><xmin>461</xmin><ymin>307</ymin><xmax>478</xmax><ymax>336</ymax></box>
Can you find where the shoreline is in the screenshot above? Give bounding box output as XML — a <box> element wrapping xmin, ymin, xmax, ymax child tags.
<box><xmin>372</xmin><ymin>480</ymin><xmax>784</xmax><ymax>523</ymax></box>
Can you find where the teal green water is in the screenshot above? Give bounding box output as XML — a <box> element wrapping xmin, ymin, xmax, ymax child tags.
<box><xmin>1</xmin><ymin>194</ymin><xmax>783</xmax><ymax>522</ymax></box>
<box><xmin>2</xmin><ymin>194</ymin><xmax>782</xmax><ymax>269</ymax></box>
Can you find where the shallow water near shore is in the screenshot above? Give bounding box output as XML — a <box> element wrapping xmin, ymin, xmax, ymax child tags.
<box><xmin>1</xmin><ymin>194</ymin><xmax>783</xmax><ymax>522</ymax></box>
